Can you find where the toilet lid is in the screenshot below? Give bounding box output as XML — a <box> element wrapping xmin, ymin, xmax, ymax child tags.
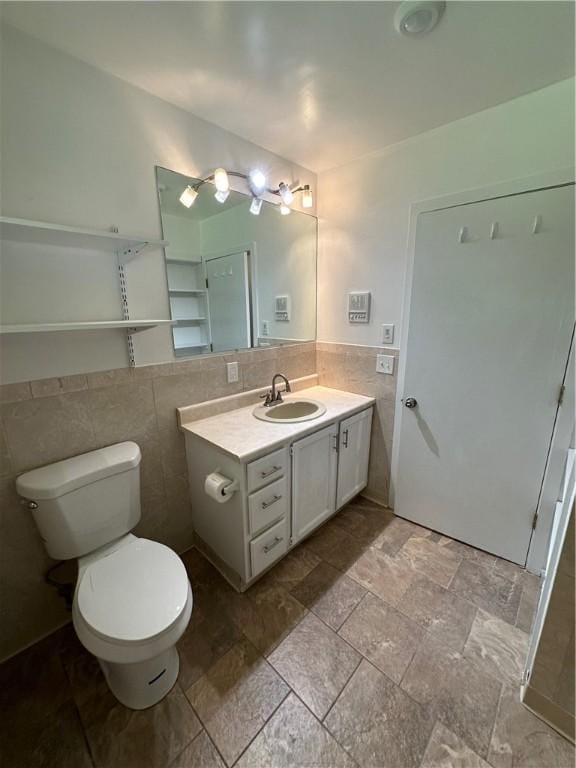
<box><xmin>77</xmin><ymin>539</ymin><xmax>190</xmax><ymax>643</ymax></box>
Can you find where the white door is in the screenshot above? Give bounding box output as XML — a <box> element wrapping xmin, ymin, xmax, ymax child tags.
<box><xmin>205</xmin><ymin>251</ymin><xmax>251</xmax><ymax>352</ymax></box>
<box><xmin>395</xmin><ymin>185</ymin><xmax>574</xmax><ymax>564</ymax></box>
<box><xmin>336</xmin><ymin>408</ymin><xmax>373</xmax><ymax>509</ymax></box>
<box><xmin>292</xmin><ymin>423</ymin><xmax>338</xmax><ymax>542</ymax></box>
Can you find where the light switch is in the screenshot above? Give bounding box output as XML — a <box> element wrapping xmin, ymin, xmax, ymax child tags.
<box><xmin>376</xmin><ymin>354</ymin><xmax>394</xmax><ymax>375</ymax></box>
<box><xmin>227</xmin><ymin>362</ymin><xmax>239</xmax><ymax>383</ymax></box>
<box><xmin>381</xmin><ymin>324</ymin><xmax>395</xmax><ymax>344</ymax></box>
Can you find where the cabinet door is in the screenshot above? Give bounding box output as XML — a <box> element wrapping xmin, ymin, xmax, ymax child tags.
<box><xmin>336</xmin><ymin>408</ymin><xmax>373</xmax><ymax>509</ymax></box>
<box><xmin>292</xmin><ymin>423</ymin><xmax>338</xmax><ymax>542</ymax></box>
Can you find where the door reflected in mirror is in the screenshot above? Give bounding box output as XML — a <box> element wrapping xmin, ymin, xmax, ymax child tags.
<box><xmin>156</xmin><ymin>167</ymin><xmax>317</xmax><ymax>357</ymax></box>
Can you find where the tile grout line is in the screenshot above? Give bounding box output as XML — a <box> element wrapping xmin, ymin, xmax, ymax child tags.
<box><xmin>228</xmin><ymin>685</ymin><xmax>291</xmax><ymax>767</ymax></box>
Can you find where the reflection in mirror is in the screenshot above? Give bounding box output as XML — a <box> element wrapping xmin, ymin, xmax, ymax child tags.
<box><xmin>156</xmin><ymin>167</ymin><xmax>317</xmax><ymax>357</ymax></box>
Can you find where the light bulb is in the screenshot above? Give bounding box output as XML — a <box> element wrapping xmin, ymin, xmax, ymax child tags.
<box><xmin>250</xmin><ymin>197</ymin><xmax>263</xmax><ymax>216</ymax></box>
<box><xmin>249</xmin><ymin>169</ymin><xmax>267</xmax><ymax>193</ymax></box>
<box><xmin>279</xmin><ymin>182</ymin><xmax>294</xmax><ymax>205</ymax></box>
<box><xmin>301</xmin><ymin>185</ymin><xmax>313</xmax><ymax>209</ymax></box>
<box><xmin>215</xmin><ymin>189</ymin><xmax>230</xmax><ymax>204</ymax></box>
<box><xmin>213</xmin><ymin>167</ymin><xmax>230</xmax><ymax>193</ymax></box>
<box><xmin>279</xmin><ymin>204</ymin><xmax>291</xmax><ymax>216</ymax></box>
<box><xmin>179</xmin><ymin>185</ymin><xmax>198</xmax><ymax>208</ymax></box>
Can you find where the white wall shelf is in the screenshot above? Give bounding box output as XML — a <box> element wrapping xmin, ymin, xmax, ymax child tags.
<box><xmin>166</xmin><ymin>257</ymin><xmax>202</xmax><ymax>266</ymax></box>
<box><xmin>169</xmin><ymin>289</ymin><xmax>206</xmax><ymax>296</ymax></box>
<box><xmin>174</xmin><ymin>343</ymin><xmax>210</xmax><ymax>352</ymax></box>
<box><xmin>0</xmin><ymin>320</ymin><xmax>175</xmax><ymax>334</ymax></box>
<box><xmin>0</xmin><ymin>216</ymin><xmax>167</xmax><ymax>265</ymax></box>
<box><xmin>0</xmin><ymin>216</ymin><xmax>172</xmax><ymax>367</ymax></box>
<box><xmin>174</xmin><ymin>318</ymin><xmax>207</xmax><ymax>325</ymax></box>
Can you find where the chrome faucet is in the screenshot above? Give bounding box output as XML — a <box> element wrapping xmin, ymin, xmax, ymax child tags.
<box><xmin>261</xmin><ymin>373</ymin><xmax>292</xmax><ymax>406</ymax></box>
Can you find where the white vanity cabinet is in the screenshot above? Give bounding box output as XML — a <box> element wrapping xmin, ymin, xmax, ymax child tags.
<box><xmin>292</xmin><ymin>423</ymin><xmax>339</xmax><ymax>542</ymax></box>
<box><xmin>336</xmin><ymin>408</ymin><xmax>373</xmax><ymax>509</ymax></box>
<box><xmin>181</xmin><ymin>388</ymin><xmax>374</xmax><ymax>591</ymax></box>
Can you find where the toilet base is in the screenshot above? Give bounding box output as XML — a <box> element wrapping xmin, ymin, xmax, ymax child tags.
<box><xmin>99</xmin><ymin>646</ymin><xmax>180</xmax><ymax>710</ymax></box>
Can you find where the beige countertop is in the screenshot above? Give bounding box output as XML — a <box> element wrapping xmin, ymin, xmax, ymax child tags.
<box><xmin>180</xmin><ymin>385</ymin><xmax>375</xmax><ymax>461</ymax></box>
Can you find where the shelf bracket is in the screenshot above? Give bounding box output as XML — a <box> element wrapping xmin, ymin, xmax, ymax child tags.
<box><xmin>118</xmin><ymin>243</ymin><xmax>149</xmax><ymax>266</ymax></box>
<box><xmin>117</xmin><ymin>261</ymin><xmax>135</xmax><ymax>367</ymax></box>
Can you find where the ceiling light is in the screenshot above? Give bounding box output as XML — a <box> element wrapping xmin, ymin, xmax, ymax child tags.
<box><xmin>301</xmin><ymin>185</ymin><xmax>313</xmax><ymax>209</ymax></box>
<box><xmin>213</xmin><ymin>167</ymin><xmax>230</xmax><ymax>193</ymax></box>
<box><xmin>215</xmin><ymin>189</ymin><xmax>230</xmax><ymax>204</ymax></box>
<box><xmin>279</xmin><ymin>204</ymin><xmax>291</xmax><ymax>216</ymax></box>
<box><xmin>250</xmin><ymin>197</ymin><xmax>263</xmax><ymax>216</ymax></box>
<box><xmin>249</xmin><ymin>169</ymin><xmax>267</xmax><ymax>194</ymax></box>
<box><xmin>394</xmin><ymin>1</ymin><xmax>445</xmax><ymax>37</ymax></box>
<box><xmin>279</xmin><ymin>182</ymin><xmax>294</xmax><ymax>206</ymax></box>
<box><xmin>179</xmin><ymin>185</ymin><xmax>198</xmax><ymax>208</ymax></box>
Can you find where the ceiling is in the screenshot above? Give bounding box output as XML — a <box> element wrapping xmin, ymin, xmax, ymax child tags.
<box><xmin>2</xmin><ymin>2</ymin><xmax>574</xmax><ymax>173</ymax></box>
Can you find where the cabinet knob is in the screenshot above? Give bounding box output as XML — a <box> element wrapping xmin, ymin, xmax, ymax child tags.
<box><xmin>403</xmin><ymin>397</ymin><xmax>418</xmax><ymax>409</ymax></box>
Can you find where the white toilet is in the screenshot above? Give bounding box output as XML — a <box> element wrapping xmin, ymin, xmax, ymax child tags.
<box><xmin>16</xmin><ymin>441</ymin><xmax>193</xmax><ymax>710</ymax></box>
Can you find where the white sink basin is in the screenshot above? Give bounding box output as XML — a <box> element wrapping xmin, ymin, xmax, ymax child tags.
<box><xmin>253</xmin><ymin>398</ymin><xmax>327</xmax><ymax>423</ymax></box>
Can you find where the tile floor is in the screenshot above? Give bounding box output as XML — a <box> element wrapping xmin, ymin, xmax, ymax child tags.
<box><xmin>1</xmin><ymin>496</ymin><xmax>574</xmax><ymax>768</ymax></box>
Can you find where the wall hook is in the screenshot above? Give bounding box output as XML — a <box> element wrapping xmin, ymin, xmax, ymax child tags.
<box><xmin>458</xmin><ymin>226</ymin><xmax>468</xmax><ymax>244</ymax></box>
<box><xmin>489</xmin><ymin>222</ymin><xmax>499</xmax><ymax>240</ymax></box>
<box><xmin>532</xmin><ymin>214</ymin><xmax>542</xmax><ymax>235</ymax></box>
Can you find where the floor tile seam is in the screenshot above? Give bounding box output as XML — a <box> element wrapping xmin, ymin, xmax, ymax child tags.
<box><xmin>264</xmin><ymin>610</ymin><xmax>364</xmax><ymax>706</ymax></box>
<box><xmin>446</xmin><ymin>581</ymin><xmax>520</xmax><ymax>628</ymax></box>
<box><xmin>335</xmin><ymin>591</ymin><xmax>373</xmax><ymax>639</ymax></box>
<box><xmin>415</xmin><ymin>715</ymin><xmax>442</xmax><ymax>768</ymax></box>
<box><xmin>483</xmin><ymin>684</ymin><xmax>506</xmax><ymax>768</ymax></box>
<box><xmin>166</xmin><ymin>728</ymin><xmax>219</xmax><ymax>768</ymax></box>
<box><xmin>183</xmin><ymin>662</ymin><xmax>265</xmax><ymax>768</ymax></box>
<box><xmin>324</xmin><ymin>655</ymin><xmax>437</xmax><ymax>767</ymax></box>
<box><xmin>243</xmin><ymin>687</ymin><xmax>362</xmax><ymax>768</ymax></box>
<box><xmin>70</xmin><ymin>692</ymin><xmax>98</xmax><ymax>768</ymax></box>
<box><xmin>228</xmin><ymin>686</ymin><xmax>292</xmax><ymax>768</ymax></box>
<box><xmin>319</xmin><ymin>651</ymin><xmax>364</xmax><ymax>727</ymax></box>
<box><xmin>261</xmin><ymin>607</ymin><xmax>310</xmax><ymax>660</ymax></box>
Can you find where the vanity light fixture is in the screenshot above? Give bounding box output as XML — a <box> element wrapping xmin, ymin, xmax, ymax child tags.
<box><xmin>250</xmin><ymin>197</ymin><xmax>263</xmax><ymax>216</ymax></box>
<box><xmin>301</xmin><ymin>185</ymin><xmax>313</xmax><ymax>209</ymax></box>
<box><xmin>214</xmin><ymin>189</ymin><xmax>230</xmax><ymax>204</ymax></box>
<box><xmin>249</xmin><ymin>169</ymin><xmax>267</xmax><ymax>194</ymax></box>
<box><xmin>178</xmin><ymin>167</ymin><xmax>313</xmax><ymax>214</ymax></box>
<box><xmin>278</xmin><ymin>182</ymin><xmax>294</xmax><ymax>206</ymax></box>
<box><xmin>213</xmin><ymin>167</ymin><xmax>230</xmax><ymax>193</ymax></box>
<box><xmin>179</xmin><ymin>185</ymin><xmax>198</xmax><ymax>208</ymax></box>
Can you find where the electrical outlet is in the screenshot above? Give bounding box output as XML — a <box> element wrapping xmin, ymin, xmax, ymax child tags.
<box><xmin>227</xmin><ymin>362</ymin><xmax>239</xmax><ymax>383</ymax></box>
<box><xmin>376</xmin><ymin>354</ymin><xmax>394</xmax><ymax>375</ymax></box>
<box><xmin>262</xmin><ymin>320</ymin><xmax>269</xmax><ymax>336</ymax></box>
<box><xmin>381</xmin><ymin>324</ymin><xmax>395</xmax><ymax>344</ymax></box>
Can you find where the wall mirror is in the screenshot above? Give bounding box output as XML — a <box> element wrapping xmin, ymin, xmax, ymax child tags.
<box><xmin>156</xmin><ymin>167</ymin><xmax>317</xmax><ymax>357</ymax></box>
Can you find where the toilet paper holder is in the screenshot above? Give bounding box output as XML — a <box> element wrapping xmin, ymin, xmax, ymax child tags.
<box><xmin>205</xmin><ymin>469</ymin><xmax>239</xmax><ymax>500</ymax></box>
<box><xmin>221</xmin><ymin>476</ymin><xmax>239</xmax><ymax>496</ymax></box>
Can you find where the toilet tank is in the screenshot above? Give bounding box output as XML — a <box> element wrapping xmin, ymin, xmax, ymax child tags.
<box><xmin>16</xmin><ymin>442</ymin><xmax>142</xmax><ymax>560</ymax></box>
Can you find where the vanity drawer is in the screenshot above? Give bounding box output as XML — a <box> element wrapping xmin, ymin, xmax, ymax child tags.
<box><xmin>249</xmin><ymin>476</ymin><xmax>288</xmax><ymax>537</ymax></box>
<box><xmin>250</xmin><ymin>517</ymin><xmax>289</xmax><ymax>578</ymax></box>
<box><xmin>247</xmin><ymin>448</ymin><xmax>287</xmax><ymax>493</ymax></box>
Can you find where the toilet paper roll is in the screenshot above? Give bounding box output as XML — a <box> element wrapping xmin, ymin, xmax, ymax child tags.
<box><xmin>204</xmin><ymin>472</ymin><xmax>235</xmax><ymax>503</ymax></box>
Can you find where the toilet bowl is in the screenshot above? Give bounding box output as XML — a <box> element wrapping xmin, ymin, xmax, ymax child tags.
<box><xmin>73</xmin><ymin>534</ymin><xmax>193</xmax><ymax>709</ymax></box>
<box><xmin>16</xmin><ymin>442</ymin><xmax>193</xmax><ymax>710</ymax></box>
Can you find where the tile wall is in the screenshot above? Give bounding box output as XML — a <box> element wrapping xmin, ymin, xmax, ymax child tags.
<box><xmin>0</xmin><ymin>342</ymin><xmax>316</xmax><ymax>660</ymax></box>
<box><xmin>316</xmin><ymin>342</ymin><xmax>398</xmax><ymax>506</ymax></box>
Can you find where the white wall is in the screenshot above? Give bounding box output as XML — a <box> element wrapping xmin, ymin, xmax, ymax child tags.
<box><xmin>317</xmin><ymin>78</ymin><xmax>575</xmax><ymax>347</ymax></box>
<box><xmin>0</xmin><ymin>25</ymin><xmax>315</xmax><ymax>383</ymax></box>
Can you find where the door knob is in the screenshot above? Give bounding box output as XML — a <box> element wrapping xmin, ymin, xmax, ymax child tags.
<box><xmin>403</xmin><ymin>397</ymin><xmax>418</xmax><ymax>409</ymax></box>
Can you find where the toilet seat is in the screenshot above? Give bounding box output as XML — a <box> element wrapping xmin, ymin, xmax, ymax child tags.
<box><xmin>74</xmin><ymin>537</ymin><xmax>192</xmax><ymax>662</ymax></box>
